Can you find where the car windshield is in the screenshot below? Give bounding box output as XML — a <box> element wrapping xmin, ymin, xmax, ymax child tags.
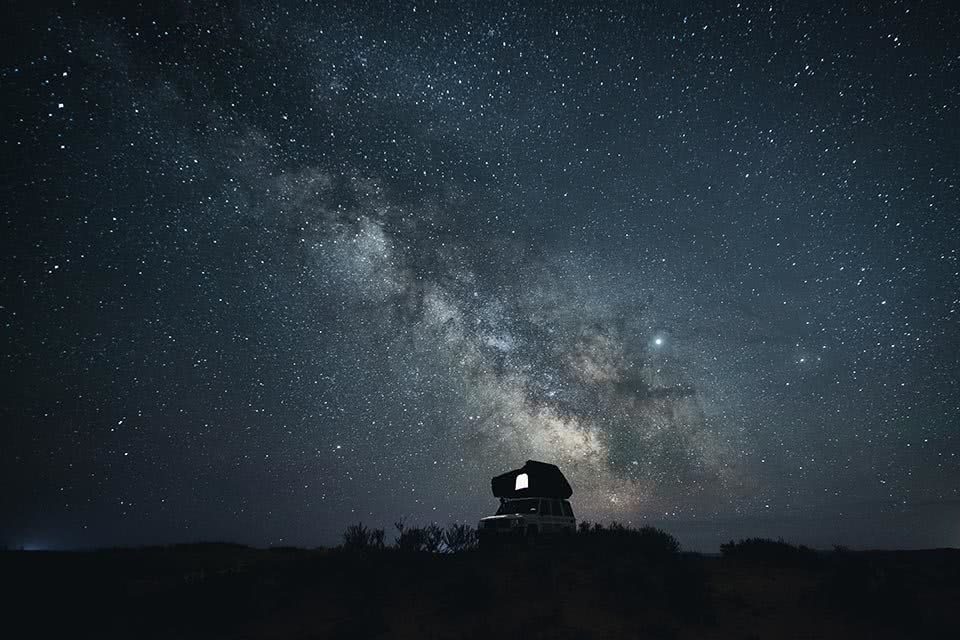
<box><xmin>496</xmin><ymin>499</ymin><xmax>539</xmax><ymax>515</ymax></box>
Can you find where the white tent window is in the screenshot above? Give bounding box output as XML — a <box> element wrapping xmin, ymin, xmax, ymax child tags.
<box><xmin>515</xmin><ymin>473</ymin><xmax>529</xmax><ymax>490</ymax></box>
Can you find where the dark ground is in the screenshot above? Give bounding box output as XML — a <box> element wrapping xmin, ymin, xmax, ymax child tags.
<box><xmin>4</xmin><ymin>538</ymin><xmax>958</xmax><ymax>639</ymax></box>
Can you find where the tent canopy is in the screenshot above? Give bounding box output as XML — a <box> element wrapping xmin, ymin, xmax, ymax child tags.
<box><xmin>491</xmin><ymin>460</ymin><xmax>573</xmax><ymax>499</ymax></box>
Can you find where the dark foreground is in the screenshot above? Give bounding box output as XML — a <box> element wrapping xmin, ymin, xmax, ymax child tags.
<box><xmin>4</xmin><ymin>539</ymin><xmax>958</xmax><ymax>639</ymax></box>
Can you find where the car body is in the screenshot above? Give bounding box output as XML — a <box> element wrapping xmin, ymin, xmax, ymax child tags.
<box><xmin>478</xmin><ymin>497</ymin><xmax>576</xmax><ymax>544</ymax></box>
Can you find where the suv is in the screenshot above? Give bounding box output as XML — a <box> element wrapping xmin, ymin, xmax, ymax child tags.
<box><xmin>478</xmin><ymin>497</ymin><xmax>576</xmax><ymax>544</ymax></box>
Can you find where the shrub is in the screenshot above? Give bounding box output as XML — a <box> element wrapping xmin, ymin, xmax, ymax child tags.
<box><xmin>343</xmin><ymin>523</ymin><xmax>372</xmax><ymax>551</ymax></box>
<box><xmin>370</xmin><ymin>528</ymin><xmax>385</xmax><ymax>550</ymax></box>
<box><xmin>442</xmin><ymin>523</ymin><xmax>477</xmax><ymax>553</ymax></box>
<box><xmin>631</xmin><ymin>526</ymin><xmax>682</xmax><ymax>556</ymax></box>
<box><xmin>393</xmin><ymin>518</ymin><xmax>406</xmax><ymax>542</ymax></box>
<box><xmin>395</xmin><ymin>519</ymin><xmax>428</xmax><ymax>552</ymax></box>
<box><xmin>423</xmin><ymin>524</ymin><xmax>444</xmax><ymax>553</ymax></box>
<box><xmin>572</xmin><ymin>522</ymin><xmax>681</xmax><ymax>557</ymax></box>
<box><xmin>720</xmin><ymin>538</ymin><xmax>817</xmax><ymax>566</ymax></box>
<box><xmin>391</xmin><ymin>520</ymin><xmax>478</xmax><ymax>553</ymax></box>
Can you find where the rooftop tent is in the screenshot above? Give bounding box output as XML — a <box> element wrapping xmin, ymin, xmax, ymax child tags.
<box><xmin>491</xmin><ymin>460</ymin><xmax>573</xmax><ymax>499</ymax></box>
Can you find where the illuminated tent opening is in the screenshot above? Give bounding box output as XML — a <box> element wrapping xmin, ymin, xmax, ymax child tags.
<box><xmin>515</xmin><ymin>473</ymin><xmax>529</xmax><ymax>490</ymax></box>
<box><xmin>491</xmin><ymin>460</ymin><xmax>573</xmax><ymax>499</ymax></box>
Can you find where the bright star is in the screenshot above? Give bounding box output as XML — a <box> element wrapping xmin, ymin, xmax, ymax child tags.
<box><xmin>654</xmin><ymin>337</ymin><xmax>663</xmax><ymax>346</ymax></box>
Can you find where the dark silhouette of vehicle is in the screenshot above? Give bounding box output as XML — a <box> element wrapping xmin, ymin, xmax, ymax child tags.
<box><xmin>478</xmin><ymin>460</ymin><xmax>576</xmax><ymax>545</ymax></box>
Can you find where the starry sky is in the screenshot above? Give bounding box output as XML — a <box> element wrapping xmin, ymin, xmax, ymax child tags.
<box><xmin>2</xmin><ymin>1</ymin><xmax>958</xmax><ymax>551</ymax></box>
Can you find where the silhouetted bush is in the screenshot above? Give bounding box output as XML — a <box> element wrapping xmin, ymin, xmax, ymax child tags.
<box><xmin>442</xmin><ymin>523</ymin><xmax>477</xmax><ymax>552</ymax></box>
<box><xmin>370</xmin><ymin>528</ymin><xmax>385</xmax><ymax>550</ymax></box>
<box><xmin>720</xmin><ymin>537</ymin><xmax>817</xmax><ymax>566</ymax></box>
<box><xmin>567</xmin><ymin>522</ymin><xmax>707</xmax><ymax>623</ymax></box>
<box><xmin>578</xmin><ymin>520</ymin><xmax>591</xmax><ymax>533</ymax></box>
<box><xmin>424</xmin><ymin>524</ymin><xmax>444</xmax><ymax>553</ymax></box>
<box><xmin>394</xmin><ymin>519</ymin><xmax>428</xmax><ymax>552</ymax></box>
<box><xmin>632</xmin><ymin>526</ymin><xmax>682</xmax><ymax>556</ymax></box>
<box><xmin>573</xmin><ymin>522</ymin><xmax>681</xmax><ymax>557</ymax></box>
<box><xmin>342</xmin><ymin>523</ymin><xmax>373</xmax><ymax>551</ymax></box>
<box><xmin>391</xmin><ymin>520</ymin><xmax>479</xmax><ymax>553</ymax></box>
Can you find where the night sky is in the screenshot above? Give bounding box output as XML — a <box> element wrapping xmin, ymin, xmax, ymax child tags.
<box><xmin>2</xmin><ymin>1</ymin><xmax>958</xmax><ymax>551</ymax></box>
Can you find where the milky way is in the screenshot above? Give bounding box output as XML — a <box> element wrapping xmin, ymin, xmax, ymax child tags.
<box><xmin>2</xmin><ymin>2</ymin><xmax>958</xmax><ymax>550</ymax></box>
